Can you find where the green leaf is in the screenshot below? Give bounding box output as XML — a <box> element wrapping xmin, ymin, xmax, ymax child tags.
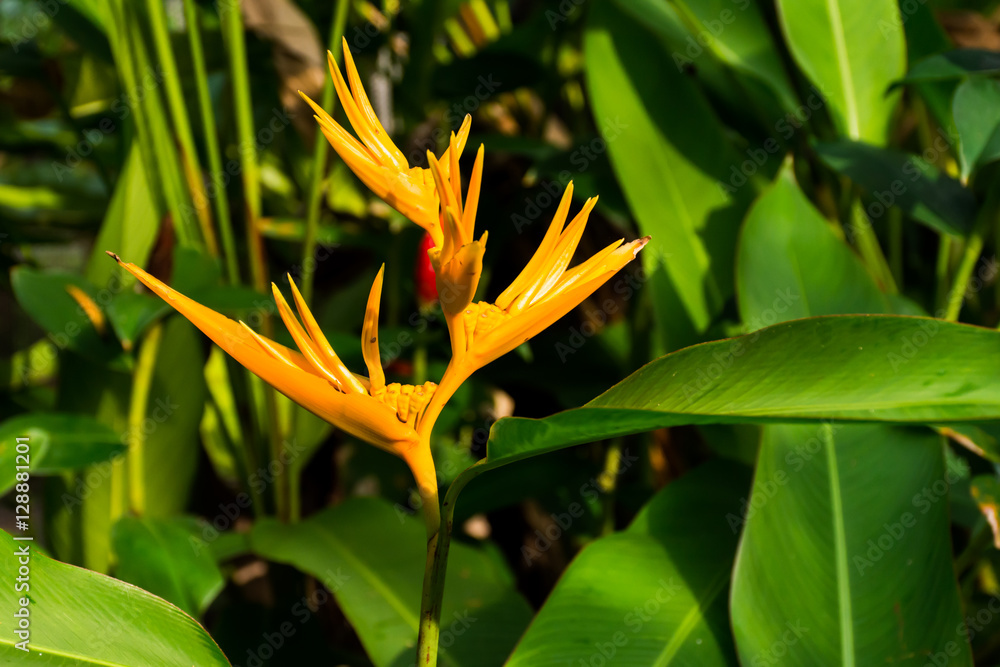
<box><xmin>105</xmin><ymin>292</ymin><xmax>169</xmax><ymax>352</ymax></box>
<box><xmin>508</xmin><ymin>461</ymin><xmax>748</xmax><ymax>665</ymax></box>
<box><xmin>0</xmin><ymin>413</ymin><xmax>125</xmax><ymax>496</ymax></box>
<box><xmin>251</xmin><ymin>498</ymin><xmax>532</xmax><ymax>667</ymax></box>
<box><xmin>85</xmin><ymin>143</ymin><xmax>160</xmax><ymax>289</ymax></box>
<box><xmin>0</xmin><ymin>529</ymin><xmax>230</xmax><ymax>665</ymax></box>
<box><xmin>10</xmin><ymin>268</ymin><xmax>120</xmax><ymax>361</ymax></box>
<box><xmin>733</xmin><ymin>191</ymin><xmax>969</xmax><ymax>664</ymax></box>
<box><xmin>970</xmin><ymin>475</ymin><xmax>1000</xmax><ymax>548</ymax></box>
<box><xmin>737</xmin><ymin>164</ymin><xmax>888</xmax><ymax>328</ymax></box>
<box><xmin>480</xmin><ymin>315</ymin><xmax>1000</xmax><ymax>472</ymax></box>
<box><xmin>731</xmin><ymin>424</ymin><xmax>971</xmax><ymax>665</ymax></box>
<box><xmin>776</xmin><ymin>0</ymin><xmax>905</xmax><ymax>144</ymax></box>
<box><xmin>815</xmin><ymin>139</ymin><xmax>977</xmax><ymax>236</ymax></box>
<box><xmin>141</xmin><ymin>317</ymin><xmax>208</xmax><ymax>518</ymax></box>
<box><xmin>902</xmin><ymin>49</ymin><xmax>1000</xmax><ymax>84</ymax></box>
<box><xmin>612</xmin><ymin>0</ymin><xmax>797</xmax><ymax>116</ymax></box>
<box><xmin>584</xmin><ymin>0</ymin><xmax>753</xmax><ymax>347</ymax></box>
<box><xmin>112</xmin><ymin>516</ymin><xmax>225</xmax><ymax>617</ymax></box>
<box><xmin>953</xmin><ymin>77</ymin><xmax>1000</xmax><ymax>180</ymax></box>
<box><xmin>664</xmin><ymin>0</ymin><xmax>799</xmax><ymax>113</ymax></box>
<box><xmin>49</xmin><ymin>355</ymin><xmax>131</xmax><ymax>573</ymax></box>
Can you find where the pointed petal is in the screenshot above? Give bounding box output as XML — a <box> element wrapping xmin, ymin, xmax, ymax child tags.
<box><xmin>438</xmin><ymin>114</ymin><xmax>473</xmax><ymax>171</ymax></box>
<box><xmin>327</xmin><ymin>50</ymin><xmax>401</xmax><ymax>170</ymax></box>
<box><xmin>448</xmin><ymin>133</ymin><xmax>463</xmax><ymax>219</ymax></box>
<box><xmin>545</xmin><ymin>238</ymin><xmax>625</xmax><ymax>301</ymax></box>
<box><xmin>363</xmin><ymin>266</ymin><xmax>386</xmax><ymax>392</ymax></box>
<box><xmin>272</xmin><ymin>283</ymin><xmax>349</xmax><ymax>390</ymax></box>
<box><xmin>513</xmin><ymin>196</ymin><xmax>597</xmax><ymax>311</ymax></box>
<box><xmin>240</xmin><ymin>320</ymin><xmax>299</xmax><ymax>369</ymax></box>
<box><xmin>340</xmin><ymin>39</ymin><xmax>407</xmax><ymax>169</ymax></box>
<box><xmin>287</xmin><ymin>277</ymin><xmax>367</xmax><ymax>393</ymax></box>
<box><xmin>462</xmin><ymin>144</ymin><xmax>485</xmax><ymax>239</ymax></box>
<box><xmin>107</xmin><ymin>254</ymin><xmax>416</xmax><ymax>451</ymax></box>
<box><xmin>476</xmin><ymin>237</ymin><xmax>648</xmax><ymax>367</ymax></box>
<box><xmin>495</xmin><ymin>182</ymin><xmax>575</xmax><ymax>309</ymax></box>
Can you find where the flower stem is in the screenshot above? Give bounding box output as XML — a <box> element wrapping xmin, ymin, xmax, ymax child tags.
<box><xmin>849</xmin><ymin>198</ymin><xmax>897</xmax><ymax>294</ymax></box>
<box><xmin>301</xmin><ymin>0</ymin><xmax>351</xmax><ymax>304</ymax></box>
<box><xmin>415</xmin><ymin>461</ymin><xmax>486</xmax><ymax>666</ymax></box>
<box><xmin>184</xmin><ymin>0</ymin><xmax>239</xmax><ymax>284</ymax></box>
<box><xmin>127</xmin><ymin>322</ymin><xmax>163</xmax><ymax>515</ymax></box>
<box><xmin>946</xmin><ymin>187</ymin><xmax>999</xmax><ymax>322</ymax></box>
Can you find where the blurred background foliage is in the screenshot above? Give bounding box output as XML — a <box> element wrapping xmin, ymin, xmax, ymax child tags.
<box><xmin>8</xmin><ymin>0</ymin><xmax>1000</xmax><ymax>664</ymax></box>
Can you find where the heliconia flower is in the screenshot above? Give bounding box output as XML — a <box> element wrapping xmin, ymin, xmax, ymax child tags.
<box><xmin>425</xmin><ymin>138</ymin><xmax>488</xmax><ymax>319</ymax></box>
<box><xmin>104</xmin><ymin>252</ymin><xmax>439</xmax><ymax>500</ymax></box>
<box><xmin>299</xmin><ymin>38</ymin><xmax>471</xmax><ymax>245</ymax></box>
<box><xmin>418</xmin><ymin>140</ymin><xmax>650</xmax><ymax>412</ymax></box>
<box><xmin>414</xmin><ymin>232</ymin><xmax>439</xmax><ymax>310</ymax></box>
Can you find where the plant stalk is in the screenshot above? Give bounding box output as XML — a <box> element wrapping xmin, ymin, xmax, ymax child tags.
<box><xmin>184</xmin><ymin>0</ymin><xmax>240</xmax><ymax>283</ymax></box>
<box><xmin>127</xmin><ymin>322</ymin><xmax>163</xmax><ymax>515</ymax></box>
<box><xmin>146</xmin><ymin>0</ymin><xmax>219</xmax><ymax>255</ymax></box>
<box><xmin>946</xmin><ymin>187</ymin><xmax>999</xmax><ymax>322</ymax></box>
<box><xmin>301</xmin><ymin>0</ymin><xmax>351</xmax><ymax>304</ymax></box>
<box><xmin>415</xmin><ymin>461</ymin><xmax>486</xmax><ymax>666</ymax></box>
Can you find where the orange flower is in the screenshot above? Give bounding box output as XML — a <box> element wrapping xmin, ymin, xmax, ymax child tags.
<box><xmin>415</xmin><ymin>136</ymin><xmax>649</xmax><ymax>435</ymax></box>
<box><xmin>105</xmin><ymin>253</ymin><xmax>439</xmax><ymax>505</ymax></box>
<box><xmin>299</xmin><ymin>38</ymin><xmax>471</xmax><ymax>244</ymax></box>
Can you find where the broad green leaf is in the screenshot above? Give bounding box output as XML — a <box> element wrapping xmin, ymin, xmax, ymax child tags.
<box><xmin>902</xmin><ymin>49</ymin><xmax>1000</xmax><ymax>83</ymax></box>
<box><xmin>815</xmin><ymin>139</ymin><xmax>976</xmax><ymax>236</ymax></box>
<box><xmin>611</xmin><ymin>0</ymin><xmax>797</xmax><ymax>116</ymax></box>
<box><xmin>0</xmin><ymin>413</ymin><xmax>125</xmax><ymax>496</ymax></box>
<box><xmin>480</xmin><ymin>316</ymin><xmax>1000</xmax><ymax>472</ymax></box>
<box><xmin>900</xmin><ymin>4</ymin><xmax>958</xmax><ymax>138</ymax></box>
<box><xmin>776</xmin><ymin>0</ymin><xmax>905</xmax><ymax>144</ymax></box>
<box><xmin>508</xmin><ymin>461</ymin><xmax>748</xmax><ymax>665</ymax></box>
<box><xmin>731</xmin><ymin>424</ymin><xmax>971</xmax><ymax>666</ymax></box>
<box><xmin>0</xmin><ymin>529</ymin><xmax>230</xmax><ymax>665</ymax></box>
<box><xmin>10</xmin><ymin>268</ymin><xmax>121</xmax><ymax>361</ymax></box>
<box><xmin>105</xmin><ymin>291</ymin><xmax>169</xmax><ymax>352</ymax></box>
<box><xmin>251</xmin><ymin>498</ymin><xmax>532</xmax><ymax>667</ymax></box>
<box><xmin>953</xmin><ymin>77</ymin><xmax>1000</xmax><ymax>180</ymax></box>
<box><xmin>141</xmin><ymin>317</ymin><xmax>207</xmax><ymax>518</ymax></box>
<box><xmin>664</xmin><ymin>0</ymin><xmax>798</xmax><ymax>113</ymax></box>
<box><xmin>585</xmin><ymin>0</ymin><xmax>753</xmax><ymax>348</ymax></box>
<box><xmin>51</xmin><ymin>354</ymin><xmax>132</xmax><ymax>573</ymax></box>
<box><xmin>112</xmin><ymin>516</ymin><xmax>225</xmax><ymax>617</ymax></box>
<box><xmin>737</xmin><ymin>164</ymin><xmax>888</xmax><ymax>328</ymax></box>
<box><xmin>733</xmin><ymin>180</ymin><xmax>969</xmax><ymax>664</ymax></box>
<box><xmin>85</xmin><ymin>143</ymin><xmax>160</xmax><ymax>289</ymax></box>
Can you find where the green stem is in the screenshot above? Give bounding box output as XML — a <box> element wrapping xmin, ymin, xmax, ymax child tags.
<box><xmin>184</xmin><ymin>0</ymin><xmax>239</xmax><ymax>283</ymax></box>
<box><xmin>600</xmin><ymin>439</ymin><xmax>623</xmax><ymax>536</ymax></box>
<box><xmin>221</xmin><ymin>0</ymin><xmax>264</xmax><ymax>288</ymax></box>
<box><xmin>127</xmin><ymin>323</ymin><xmax>163</xmax><ymax>515</ymax></box>
<box><xmin>849</xmin><ymin>198</ymin><xmax>897</xmax><ymax>294</ymax></box>
<box><xmin>221</xmin><ymin>1</ymin><xmax>287</xmax><ymax>519</ymax></box>
<box><xmin>935</xmin><ymin>234</ymin><xmax>952</xmax><ymax>313</ymax></box>
<box><xmin>301</xmin><ymin>0</ymin><xmax>351</xmax><ymax>304</ymax></box>
<box><xmin>416</xmin><ymin>461</ymin><xmax>486</xmax><ymax>666</ymax></box>
<box><xmin>146</xmin><ymin>0</ymin><xmax>218</xmax><ymax>255</ymax></box>
<box><xmin>945</xmin><ymin>187</ymin><xmax>999</xmax><ymax>322</ymax></box>
<box><xmin>289</xmin><ymin>0</ymin><xmax>351</xmax><ymax>520</ymax></box>
<box><xmin>888</xmin><ymin>207</ymin><xmax>903</xmax><ymax>289</ymax></box>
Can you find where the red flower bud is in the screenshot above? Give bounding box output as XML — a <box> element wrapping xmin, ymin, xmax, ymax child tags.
<box><xmin>415</xmin><ymin>232</ymin><xmax>439</xmax><ymax>309</ymax></box>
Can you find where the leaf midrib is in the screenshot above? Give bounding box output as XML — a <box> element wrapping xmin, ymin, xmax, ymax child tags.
<box><xmin>823</xmin><ymin>423</ymin><xmax>856</xmax><ymax>665</ymax></box>
<box><xmin>653</xmin><ymin>566</ymin><xmax>730</xmax><ymax>665</ymax></box>
<box><xmin>824</xmin><ymin>0</ymin><xmax>861</xmax><ymax>138</ymax></box>
<box><xmin>313</xmin><ymin>529</ymin><xmax>460</xmax><ymax>666</ymax></box>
